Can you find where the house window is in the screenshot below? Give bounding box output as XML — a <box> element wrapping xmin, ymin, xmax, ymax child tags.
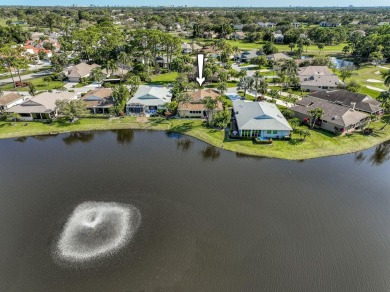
<box><xmin>267</xmin><ymin>130</ymin><xmax>272</xmax><ymax>134</ymax></box>
<box><xmin>272</xmin><ymin>130</ymin><xmax>277</xmax><ymax>134</ymax></box>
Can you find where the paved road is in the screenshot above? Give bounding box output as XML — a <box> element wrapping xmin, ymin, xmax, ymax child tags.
<box><xmin>0</xmin><ymin>70</ymin><xmax>53</xmax><ymax>85</ymax></box>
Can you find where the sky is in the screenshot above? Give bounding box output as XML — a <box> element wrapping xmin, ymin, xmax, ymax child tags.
<box><xmin>0</xmin><ymin>0</ymin><xmax>389</xmax><ymax>7</ymax></box>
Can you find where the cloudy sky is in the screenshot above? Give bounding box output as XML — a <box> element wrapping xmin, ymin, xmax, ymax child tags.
<box><xmin>0</xmin><ymin>0</ymin><xmax>388</xmax><ymax>7</ymax></box>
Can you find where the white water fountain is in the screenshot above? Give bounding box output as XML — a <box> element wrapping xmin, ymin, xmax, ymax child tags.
<box><xmin>54</xmin><ymin>201</ymin><xmax>141</xmax><ymax>264</ymax></box>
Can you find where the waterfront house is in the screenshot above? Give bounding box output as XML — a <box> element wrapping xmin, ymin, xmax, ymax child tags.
<box><xmin>0</xmin><ymin>93</ymin><xmax>26</xmax><ymax>112</ymax></box>
<box><xmin>298</xmin><ymin>66</ymin><xmax>339</xmax><ymax>92</ymax></box>
<box><xmin>6</xmin><ymin>91</ymin><xmax>78</xmax><ymax>121</ymax></box>
<box><xmin>308</xmin><ymin>90</ymin><xmax>383</xmax><ymax>115</ymax></box>
<box><xmin>81</xmin><ymin>88</ymin><xmax>114</xmax><ymax>114</ymax></box>
<box><xmin>126</xmin><ymin>85</ymin><xmax>172</xmax><ymax>115</ymax></box>
<box><xmin>232</xmin><ymin>100</ymin><xmax>292</xmax><ymax>138</ymax></box>
<box><xmin>67</xmin><ymin>62</ymin><xmax>100</xmax><ymax>82</ymax></box>
<box><xmin>290</xmin><ymin>96</ymin><xmax>368</xmax><ymax>134</ymax></box>
<box><xmin>177</xmin><ymin>89</ymin><xmax>223</xmax><ymax>118</ymax></box>
<box><xmin>231</xmin><ymin>31</ymin><xmax>246</xmax><ymax>40</ymax></box>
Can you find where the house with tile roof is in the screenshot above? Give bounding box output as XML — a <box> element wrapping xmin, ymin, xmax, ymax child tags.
<box><xmin>67</xmin><ymin>62</ymin><xmax>100</xmax><ymax>82</ymax></box>
<box><xmin>126</xmin><ymin>85</ymin><xmax>172</xmax><ymax>115</ymax></box>
<box><xmin>6</xmin><ymin>91</ymin><xmax>79</xmax><ymax>121</ymax></box>
<box><xmin>290</xmin><ymin>96</ymin><xmax>369</xmax><ymax>134</ymax></box>
<box><xmin>308</xmin><ymin>90</ymin><xmax>383</xmax><ymax>115</ymax></box>
<box><xmin>81</xmin><ymin>88</ymin><xmax>114</xmax><ymax>114</ymax></box>
<box><xmin>0</xmin><ymin>93</ymin><xmax>26</xmax><ymax>112</ymax></box>
<box><xmin>177</xmin><ymin>89</ymin><xmax>223</xmax><ymax>118</ymax></box>
<box><xmin>298</xmin><ymin>66</ymin><xmax>339</xmax><ymax>92</ymax></box>
<box><xmin>232</xmin><ymin>100</ymin><xmax>292</xmax><ymax>138</ymax></box>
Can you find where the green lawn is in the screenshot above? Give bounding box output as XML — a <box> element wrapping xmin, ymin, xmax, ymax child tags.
<box><xmin>0</xmin><ymin>77</ymin><xmax>65</xmax><ymax>91</ymax></box>
<box><xmin>149</xmin><ymin>72</ymin><xmax>179</xmax><ymax>84</ymax></box>
<box><xmin>1</xmin><ymin>117</ymin><xmax>390</xmax><ymax>160</ymax></box>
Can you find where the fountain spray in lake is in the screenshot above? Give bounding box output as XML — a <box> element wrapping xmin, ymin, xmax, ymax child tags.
<box><xmin>55</xmin><ymin>201</ymin><xmax>141</xmax><ymax>264</ymax></box>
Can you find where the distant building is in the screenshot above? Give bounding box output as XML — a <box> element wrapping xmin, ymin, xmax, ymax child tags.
<box><xmin>67</xmin><ymin>62</ymin><xmax>100</xmax><ymax>83</ymax></box>
<box><xmin>298</xmin><ymin>66</ymin><xmax>339</xmax><ymax>92</ymax></box>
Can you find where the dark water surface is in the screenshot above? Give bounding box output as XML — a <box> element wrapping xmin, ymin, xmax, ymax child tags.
<box><xmin>1</xmin><ymin>130</ymin><xmax>390</xmax><ymax>292</ymax></box>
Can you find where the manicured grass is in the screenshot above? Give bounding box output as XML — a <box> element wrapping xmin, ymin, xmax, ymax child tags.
<box><xmin>150</xmin><ymin>72</ymin><xmax>179</xmax><ymax>84</ymax></box>
<box><xmin>1</xmin><ymin>117</ymin><xmax>390</xmax><ymax>160</ymax></box>
<box><xmin>0</xmin><ymin>77</ymin><xmax>65</xmax><ymax>91</ymax></box>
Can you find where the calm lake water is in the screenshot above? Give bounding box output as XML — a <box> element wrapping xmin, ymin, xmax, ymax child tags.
<box><xmin>1</xmin><ymin>130</ymin><xmax>390</xmax><ymax>291</ymax></box>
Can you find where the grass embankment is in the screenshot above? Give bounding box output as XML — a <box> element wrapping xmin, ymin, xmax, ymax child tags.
<box><xmin>0</xmin><ymin>77</ymin><xmax>65</xmax><ymax>91</ymax></box>
<box><xmin>1</xmin><ymin>117</ymin><xmax>390</xmax><ymax>160</ymax></box>
<box><xmin>149</xmin><ymin>72</ymin><xmax>179</xmax><ymax>85</ymax></box>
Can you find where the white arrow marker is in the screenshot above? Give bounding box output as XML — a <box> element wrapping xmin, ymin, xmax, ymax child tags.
<box><xmin>196</xmin><ymin>54</ymin><xmax>205</xmax><ymax>87</ymax></box>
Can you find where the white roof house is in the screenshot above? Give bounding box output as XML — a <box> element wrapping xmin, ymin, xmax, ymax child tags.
<box><xmin>126</xmin><ymin>85</ymin><xmax>172</xmax><ymax>115</ymax></box>
<box><xmin>233</xmin><ymin>100</ymin><xmax>292</xmax><ymax>138</ymax></box>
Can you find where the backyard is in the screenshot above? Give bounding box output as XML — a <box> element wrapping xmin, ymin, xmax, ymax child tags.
<box><xmin>1</xmin><ymin>116</ymin><xmax>389</xmax><ymax>160</ymax></box>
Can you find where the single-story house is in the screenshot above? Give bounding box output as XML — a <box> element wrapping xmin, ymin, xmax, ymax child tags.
<box><xmin>273</xmin><ymin>33</ymin><xmax>284</xmax><ymax>44</ymax></box>
<box><xmin>81</xmin><ymin>88</ymin><xmax>114</xmax><ymax>114</ymax></box>
<box><xmin>257</xmin><ymin>22</ymin><xmax>275</xmax><ymax>28</ymax></box>
<box><xmin>101</xmin><ymin>68</ymin><xmax>129</xmax><ymax>78</ymax></box>
<box><xmin>177</xmin><ymin>89</ymin><xmax>223</xmax><ymax>118</ymax></box>
<box><xmin>308</xmin><ymin>90</ymin><xmax>383</xmax><ymax>115</ymax></box>
<box><xmin>291</xmin><ymin>22</ymin><xmax>301</xmax><ymax>28</ymax></box>
<box><xmin>6</xmin><ymin>91</ymin><xmax>79</xmax><ymax>121</ymax></box>
<box><xmin>155</xmin><ymin>56</ymin><xmax>171</xmax><ymax>68</ymax></box>
<box><xmin>0</xmin><ymin>93</ymin><xmax>26</xmax><ymax>112</ymax></box>
<box><xmin>267</xmin><ymin>52</ymin><xmax>292</xmax><ymax>64</ymax></box>
<box><xmin>298</xmin><ymin>66</ymin><xmax>339</xmax><ymax>92</ymax></box>
<box><xmin>232</xmin><ymin>100</ymin><xmax>292</xmax><ymax>138</ymax></box>
<box><xmin>233</xmin><ymin>24</ymin><xmax>244</xmax><ymax>31</ymax></box>
<box><xmin>181</xmin><ymin>42</ymin><xmax>201</xmax><ymax>54</ymax></box>
<box><xmin>126</xmin><ymin>85</ymin><xmax>172</xmax><ymax>115</ymax></box>
<box><xmin>67</xmin><ymin>62</ymin><xmax>100</xmax><ymax>82</ymax></box>
<box><xmin>231</xmin><ymin>31</ymin><xmax>246</xmax><ymax>40</ymax></box>
<box><xmin>319</xmin><ymin>21</ymin><xmax>341</xmax><ymax>27</ymax></box>
<box><xmin>240</xmin><ymin>50</ymin><xmax>262</xmax><ymax>62</ymax></box>
<box><xmin>290</xmin><ymin>96</ymin><xmax>369</xmax><ymax>134</ymax></box>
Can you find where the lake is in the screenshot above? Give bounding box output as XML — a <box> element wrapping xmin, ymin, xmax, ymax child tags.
<box><xmin>1</xmin><ymin>129</ymin><xmax>390</xmax><ymax>291</ymax></box>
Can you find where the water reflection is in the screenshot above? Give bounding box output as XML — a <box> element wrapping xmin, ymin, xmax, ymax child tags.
<box><xmin>351</xmin><ymin>141</ymin><xmax>390</xmax><ymax>166</ymax></box>
<box><xmin>235</xmin><ymin>152</ymin><xmax>266</xmax><ymax>161</ymax></box>
<box><xmin>176</xmin><ymin>138</ymin><xmax>193</xmax><ymax>152</ymax></box>
<box><xmin>14</xmin><ymin>137</ymin><xmax>28</xmax><ymax>143</ymax></box>
<box><xmin>370</xmin><ymin>141</ymin><xmax>390</xmax><ymax>166</ymax></box>
<box><xmin>63</xmin><ymin>132</ymin><xmax>95</xmax><ymax>145</ymax></box>
<box><xmin>201</xmin><ymin>145</ymin><xmax>220</xmax><ymax>161</ymax></box>
<box><xmin>111</xmin><ymin>129</ymin><xmax>134</xmax><ymax>145</ymax></box>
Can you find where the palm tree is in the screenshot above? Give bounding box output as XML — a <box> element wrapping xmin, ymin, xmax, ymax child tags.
<box><xmin>308</xmin><ymin>107</ymin><xmax>324</xmax><ymax>128</ymax></box>
<box><xmin>288</xmin><ymin>42</ymin><xmax>295</xmax><ymax>52</ymax></box>
<box><xmin>217</xmin><ymin>82</ymin><xmax>227</xmax><ymax>95</ymax></box>
<box><xmin>90</xmin><ymin>68</ymin><xmax>103</xmax><ymax>86</ymax></box>
<box><xmin>106</xmin><ymin>59</ymin><xmax>118</xmax><ymax>77</ymax></box>
<box><xmin>117</xmin><ymin>51</ymin><xmax>131</xmax><ymax>78</ymax></box>
<box><xmin>303</xmin><ymin>38</ymin><xmax>311</xmax><ymax>53</ymax></box>
<box><xmin>253</xmin><ymin>71</ymin><xmax>267</xmax><ymax>99</ymax></box>
<box><xmin>238</xmin><ymin>76</ymin><xmax>254</xmax><ymax>97</ymax></box>
<box><xmin>203</xmin><ymin>95</ymin><xmax>218</xmax><ymax>124</ymax></box>
<box><xmin>232</xmin><ymin>46</ymin><xmax>240</xmax><ymax>62</ymax></box>
<box><xmin>300</xmin><ymin>130</ymin><xmax>311</xmax><ymax>141</ymax></box>
<box><xmin>317</xmin><ymin>43</ymin><xmax>325</xmax><ymax>54</ymax></box>
<box><xmin>269</xmin><ymin>89</ymin><xmax>279</xmax><ymax>102</ymax></box>
<box><xmin>381</xmin><ymin>69</ymin><xmax>390</xmax><ymax>89</ymax></box>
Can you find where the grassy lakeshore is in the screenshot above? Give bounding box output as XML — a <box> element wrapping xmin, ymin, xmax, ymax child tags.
<box><xmin>1</xmin><ymin>117</ymin><xmax>390</xmax><ymax>160</ymax></box>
